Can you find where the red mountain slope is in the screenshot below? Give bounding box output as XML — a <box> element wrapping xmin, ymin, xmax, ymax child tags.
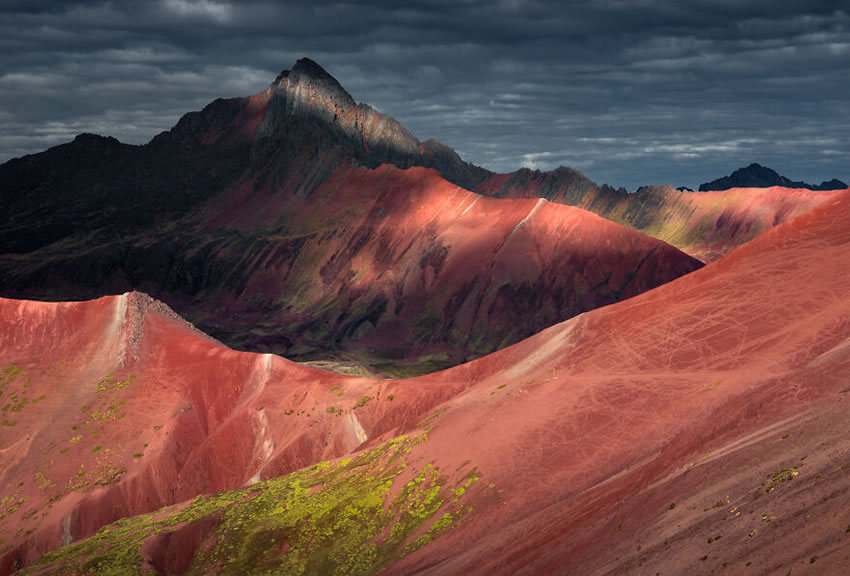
<box><xmin>2</xmin><ymin>193</ymin><xmax>850</xmax><ymax>573</ymax></box>
<box><xmin>389</xmin><ymin>188</ymin><xmax>850</xmax><ymax>574</ymax></box>
<box><xmin>474</xmin><ymin>167</ymin><xmax>845</xmax><ymax>262</ymax></box>
<box><xmin>0</xmin><ymin>59</ymin><xmax>700</xmax><ymax>376</ymax></box>
<box><xmin>190</xmin><ymin>163</ymin><xmax>703</xmax><ymax>374</ymax></box>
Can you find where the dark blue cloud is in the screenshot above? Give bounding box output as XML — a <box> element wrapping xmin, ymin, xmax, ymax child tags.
<box><xmin>0</xmin><ymin>0</ymin><xmax>847</xmax><ymax>190</ymax></box>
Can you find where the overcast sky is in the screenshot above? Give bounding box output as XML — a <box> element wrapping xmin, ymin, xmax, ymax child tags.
<box><xmin>1</xmin><ymin>0</ymin><xmax>848</xmax><ymax>190</ymax></box>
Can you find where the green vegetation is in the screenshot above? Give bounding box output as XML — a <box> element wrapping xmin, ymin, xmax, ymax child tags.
<box><xmin>355</xmin><ymin>395</ymin><xmax>373</xmax><ymax>409</ymax></box>
<box><xmin>706</xmin><ymin>378</ymin><xmax>722</xmax><ymax>391</ymax></box>
<box><xmin>0</xmin><ymin>365</ymin><xmax>24</xmax><ymax>396</ymax></box>
<box><xmin>84</xmin><ymin>375</ymin><xmax>134</xmax><ymax>428</ymax></box>
<box><xmin>0</xmin><ymin>373</ymin><xmax>140</xmax><ymax>524</ymax></box>
<box><xmin>0</xmin><ymin>492</ymin><xmax>29</xmax><ymax>522</ymax></box>
<box><xmin>33</xmin><ymin>471</ymin><xmax>53</xmax><ymax>492</ymax></box>
<box><xmin>25</xmin><ymin>433</ymin><xmax>482</xmax><ymax>575</ymax></box>
<box><xmin>418</xmin><ymin>408</ymin><xmax>448</xmax><ymax>432</ymax></box>
<box><xmin>0</xmin><ymin>365</ymin><xmax>32</xmax><ymax>426</ymax></box>
<box><xmin>326</xmin><ymin>406</ymin><xmax>344</xmax><ymax>416</ymax></box>
<box><xmin>765</xmin><ymin>467</ymin><xmax>799</xmax><ymax>493</ymax></box>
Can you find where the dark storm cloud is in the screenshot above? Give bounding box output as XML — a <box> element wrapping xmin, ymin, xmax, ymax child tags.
<box><xmin>0</xmin><ymin>0</ymin><xmax>848</xmax><ymax>190</ymax></box>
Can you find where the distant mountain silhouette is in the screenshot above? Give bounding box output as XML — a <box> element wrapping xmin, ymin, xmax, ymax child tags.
<box><xmin>698</xmin><ymin>163</ymin><xmax>847</xmax><ymax>192</ymax></box>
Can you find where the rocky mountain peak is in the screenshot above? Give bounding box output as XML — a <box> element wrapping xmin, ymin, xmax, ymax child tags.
<box><xmin>270</xmin><ymin>57</ymin><xmax>356</xmax><ymax>109</ymax></box>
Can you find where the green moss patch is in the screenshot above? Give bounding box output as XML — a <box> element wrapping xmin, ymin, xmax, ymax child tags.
<box><xmin>0</xmin><ymin>365</ymin><xmax>28</xmax><ymax>426</ymax></box>
<box><xmin>27</xmin><ymin>433</ymin><xmax>482</xmax><ymax>575</ymax></box>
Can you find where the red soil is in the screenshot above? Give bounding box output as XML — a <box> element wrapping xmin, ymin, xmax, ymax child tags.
<box><xmin>475</xmin><ymin>168</ymin><xmax>845</xmax><ymax>262</ymax></box>
<box><xmin>388</xmin><ymin>189</ymin><xmax>850</xmax><ymax>574</ymax></box>
<box><xmin>195</xmin><ymin>163</ymin><xmax>702</xmax><ymax>369</ymax></box>
<box><xmin>648</xmin><ymin>185</ymin><xmax>845</xmax><ymax>261</ymax></box>
<box><xmin>2</xmin><ymin>190</ymin><xmax>850</xmax><ymax>573</ymax></box>
<box><xmin>0</xmin><ymin>292</ymin><xmax>466</xmax><ymax>572</ymax></box>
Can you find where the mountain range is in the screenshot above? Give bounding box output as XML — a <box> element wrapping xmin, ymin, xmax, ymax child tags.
<box><xmin>0</xmin><ymin>58</ymin><xmax>844</xmax><ymax>375</ymax></box>
<box><xmin>2</xmin><ymin>58</ymin><xmax>850</xmax><ymax>575</ymax></box>
<box><xmin>2</xmin><ymin>163</ymin><xmax>850</xmax><ymax>576</ymax></box>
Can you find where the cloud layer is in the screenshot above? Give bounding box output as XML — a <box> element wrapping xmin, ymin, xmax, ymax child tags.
<box><xmin>1</xmin><ymin>0</ymin><xmax>848</xmax><ymax>190</ymax></box>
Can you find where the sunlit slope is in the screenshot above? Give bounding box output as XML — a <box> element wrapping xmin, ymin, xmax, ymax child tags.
<box><xmin>4</xmin><ymin>193</ymin><xmax>850</xmax><ymax>573</ymax></box>
<box><xmin>475</xmin><ymin>168</ymin><xmax>845</xmax><ymax>262</ymax></box>
<box><xmin>0</xmin><ymin>59</ymin><xmax>701</xmax><ymax>376</ymax></box>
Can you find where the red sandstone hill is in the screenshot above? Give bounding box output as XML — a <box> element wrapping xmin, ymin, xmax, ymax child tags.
<box><xmin>192</xmin><ymin>163</ymin><xmax>702</xmax><ymax>375</ymax></box>
<box><xmin>0</xmin><ymin>59</ymin><xmax>701</xmax><ymax>376</ymax></box>
<box><xmin>2</xmin><ymin>194</ymin><xmax>849</xmax><ymax>574</ymax></box>
<box><xmin>473</xmin><ymin>167</ymin><xmax>846</xmax><ymax>262</ymax></box>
